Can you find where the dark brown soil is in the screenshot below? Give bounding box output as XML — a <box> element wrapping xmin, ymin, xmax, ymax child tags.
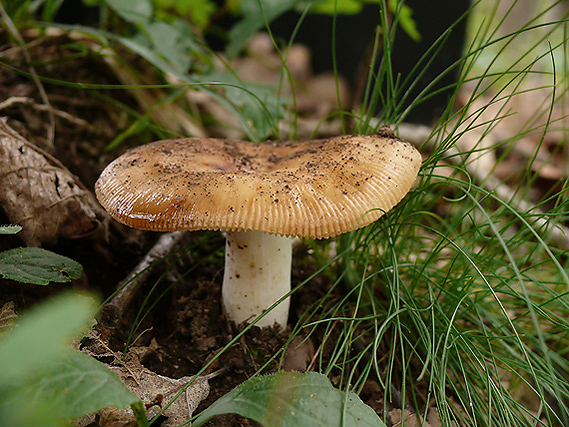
<box><xmin>94</xmin><ymin>233</ymin><xmax>318</xmax><ymax>426</ymax></box>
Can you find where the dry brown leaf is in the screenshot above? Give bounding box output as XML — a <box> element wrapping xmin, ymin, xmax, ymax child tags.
<box><xmin>0</xmin><ymin>301</ymin><xmax>17</xmax><ymax>333</ymax></box>
<box><xmin>100</xmin><ymin>365</ymin><xmax>211</xmax><ymax>427</ymax></box>
<box><xmin>282</xmin><ymin>335</ymin><xmax>315</xmax><ymax>372</ymax></box>
<box><xmin>77</xmin><ymin>333</ymin><xmax>220</xmax><ymax>427</ymax></box>
<box><xmin>0</xmin><ymin>120</ymin><xmax>106</xmax><ymax>246</ymax></box>
<box><xmin>389</xmin><ymin>408</ymin><xmax>432</xmax><ymax>427</ymax></box>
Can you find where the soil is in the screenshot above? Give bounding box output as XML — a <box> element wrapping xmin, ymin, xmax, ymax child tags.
<box><xmin>0</xmin><ymin>30</ymin><xmax>392</xmax><ymax>426</ymax></box>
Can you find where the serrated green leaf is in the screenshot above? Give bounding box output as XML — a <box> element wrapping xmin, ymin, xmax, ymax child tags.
<box><xmin>0</xmin><ymin>247</ymin><xmax>83</xmax><ymax>285</ymax></box>
<box><xmin>193</xmin><ymin>371</ymin><xmax>385</xmax><ymax>427</ymax></box>
<box><xmin>0</xmin><ymin>224</ymin><xmax>22</xmax><ymax>235</ymax></box>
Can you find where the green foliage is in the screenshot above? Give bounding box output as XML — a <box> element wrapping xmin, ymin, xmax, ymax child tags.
<box><xmin>0</xmin><ymin>292</ymin><xmax>147</xmax><ymax>426</ymax></box>
<box><xmin>194</xmin><ymin>71</ymin><xmax>285</xmax><ymax>137</ymax></box>
<box><xmin>388</xmin><ymin>0</ymin><xmax>420</xmax><ymax>42</ymax></box>
<box><xmin>0</xmin><ymin>247</ymin><xmax>83</xmax><ymax>285</ymax></box>
<box><xmin>225</xmin><ymin>0</ymin><xmax>304</xmax><ymax>57</ymax></box>
<box><xmin>107</xmin><ymin>0</ymin><xmax>153</xmax><ymax>23</ymax></box>
<box><xmin>0</xmin><ymin>224</ymin><xmax>23</xmax><ymax>235</ymax></box>
<box><xmin>312</xmin><ymin>0</ymin><xmax>419</xmax><ymax>41</ymax></box>
<box><xmin>311</xmin><ymin>0</ymin><xmax>373</xmax><ymax>14</ymax></box>
<box><xmin>5</xmin><ymin>0</ymin><xmax>290</xmax><ymax>140</ymax></box>
<box><xmin>152</xmin><ymin>0</ymin><xmax>217</xmax><ymax>27</ymax></box>
<box><xmin>140</xmin><ymin>19</ymin><xmax>200</xmax><ymax>71</ymax></box>
<box><xmin>309</xmin><ymin>5</ymin><xmax>569</xmax><ymax>425</ymax></box>
<box><xmin>227</xmin><ymin>0</ymin><xmax>419</xmax><ymax>57</ymax></box>
<box><xmin>5</xmin><ymin>0</ymin><xmax>420</xmax><ymax>140</ymax></box>
<box><xmin>99</xmin><ymin>0</ymin><xmax>287</xmax><ymax>140</ymax></box>
<box><xmin>0</xmin><ymin>226</ymin><xmax>82</xmax><ymax>285</ymax></box>
<box><xmin>98</xmin><ymin>0</ymin><xmax>202</xmax><ymax>73</ymax></box>
<box><xmin>193</xmin><ymin>371</ymin><xmax>385</xmax><ymax>427</ymax></box>
<box><xmin>4</xmin><ymin>0</ymin><xmax>61</xmax><ymax>23</ymax></box>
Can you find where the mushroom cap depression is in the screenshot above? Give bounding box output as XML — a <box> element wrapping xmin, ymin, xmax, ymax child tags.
<box><xmin>95</xmin><ymin>133</ymin><xmax>421</xmax><ymax>239</ymax></box>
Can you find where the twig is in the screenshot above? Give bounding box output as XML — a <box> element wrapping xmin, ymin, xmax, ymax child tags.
<box><xmin>0</xmin><ymin>96</ymin><xmax>94</xmax><ymax>130</ymax></box>
<box><xmin>0</xmin><ymin>4</ymin><xmax>56</xmax><ymax>147</ymax></box>
<box><xmin>99</xmin><ymin>231</ymin><xmax>186</xmax><ymax>328</ymax></box>
<box><xmin>306</xmin><ymin>321</ymin><xmax>336</xmax><ymax>373</ymax></box>
<box><xmin>239</xmin><ymin>334</ymin><xmax>259</xmax><ymax>372</ymax></box>
<box><xmin>397</xmin><ymin>122</ymin><xmax>569</xmax><ymax>250</ymax></box>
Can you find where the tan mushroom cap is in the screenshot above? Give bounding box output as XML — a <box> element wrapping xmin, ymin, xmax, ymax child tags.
<box><xmin>95</xmin><ymin>132</ymin><xmax>421</xmax><ymax>239</ymax></box>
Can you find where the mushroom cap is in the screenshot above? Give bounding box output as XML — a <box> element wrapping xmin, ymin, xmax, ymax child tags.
<box><xmin>95</xmin><ymin>133</ymin><xmax>421</xmax><ymax>239</ymax></box>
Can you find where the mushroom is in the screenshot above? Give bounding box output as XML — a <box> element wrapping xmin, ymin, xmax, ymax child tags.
<box><xmin>95</xmin><ymin>130</ymin><xmax>421</xmax><ymax>328</ymax></box>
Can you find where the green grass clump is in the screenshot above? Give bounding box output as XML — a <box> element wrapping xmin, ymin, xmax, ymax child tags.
<box><xmin>290</xmin><ymin>2</ymin><xmax>569</xmax><ymax>425</ymax></box>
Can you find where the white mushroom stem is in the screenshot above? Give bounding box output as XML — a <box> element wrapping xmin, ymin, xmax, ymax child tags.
<box><xmin>222</xmin><ymin>230</ymin><xmax>292</xmax><ymax>328</ymax></box>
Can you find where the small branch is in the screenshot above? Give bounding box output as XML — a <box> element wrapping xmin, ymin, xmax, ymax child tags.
<box><xmin>99</xmin><ymin>231</ymin><xmax>186</xmax><ymax>328</ymax></box>
<box><xmin>0</xmin><ymin>96</ymin><xmax>93</xmax><ymax>130</ymax></box>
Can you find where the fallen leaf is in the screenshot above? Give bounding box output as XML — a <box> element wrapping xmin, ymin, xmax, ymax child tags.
<box><xmin>100</xmin><ymin>367</ymin><xmax>211</xmax><ymax>427</ymax></box>
<box><xmin>282</xmin><ymin>335</ymin><xmax>314</xmax><ymax>372</ymax></box>
<box><xmin>78</xmin><ymin>333</ymin><xmax>223</xmax><ymax>427</ymax></box>
<box><xmin>0</xmin><ymin>302</ymin><xmax>17</xmax><ymax>333</ymax></box>
<box><xmin>0</xmin><ymin>120</ymin><xmax>106</xmax><ymax>246</ymax></box>
<box><xmin>389</xmin><ymin>408</ymin><xmax>432</xmax><ymax>427</ymax></box>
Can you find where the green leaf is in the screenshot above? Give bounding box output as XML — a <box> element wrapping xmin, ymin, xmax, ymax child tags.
<box><xmin>183</xmin><ymin>0</ymin><xmax>217</xmax><ymax>26</ymax></box>
<box><xmin>0</xmin><ymin>247</ymin><xmax>83</xmax><ymax>285</ymax></box>
<box><xmin>0</xmin><ymin>224</ymin><xmax>22</xmax><ymax>235</ymax></box>
<box><xmin>226</xmin><ymin>0</ymin><xmax>304</xmax><ymax>57</ymax></box>
<box><xmin>117</xmin><ymin>32</ymin><xmax>183</xmax><ymax>76</ymax></box>
<box><xmin>311</xmin><ymin>0</ymin><xmax>372</xmax><ymax>15</ymax></box>
<box><xmin>389</xmin><ymin>0</ymin><xmax>421</xmax><ymax>42</ymax></box>
<box><xmin>226</xmin><ymin>0</ymin><xmax>420</xmax><ymax>55</ymax></box>
<box><xmin>153</xmin><ymin>0</ymin><xmax>217</xmax><ymax>26</ymax></box>
<box><xmin>194</xmin><ymin>71</ymin><xmax>285</xmax><ymax>139</ymax></box>
<box><xmin>0</xmin><ymin>292</ymin><xmax>96</xmax><ymax>385</ymax></box>
<box><xmin>40</xmin><ymin>0</ymin><xmax>66</xmax><ymax>21</ymax></box>
<box><xmin>142</xmin><ymin>20</ymin><xmax>199</xmax><ymax>72</ymax></box>
<box><xmin>105</xmin><ymin>0</ymin><xmax>153</xmax><ymax>23</ymax></box>
<box><xmin>0</xmin><ymin>293</ymin><xmax>146</xmax><ymax>427</ymax></box>
<box><xmin>13</xmin><ymin>349</ymin><xmax>141</xmax><ymax>418</ymax></box>
<box><xmin>0</xmin><ymin>350</ymin><xmax>142</xmax><ymax>423</ymax></box>
<box><xmin>193</xmin><ymin>371</ymin><xmax>385</xmax><ymax>427</ymax></box>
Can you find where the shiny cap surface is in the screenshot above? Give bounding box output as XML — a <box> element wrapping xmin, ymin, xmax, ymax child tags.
<box><xmin>95</xmin><ymin>133</ymin><xmax>421</xmax><ymax>239</ymax></box>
